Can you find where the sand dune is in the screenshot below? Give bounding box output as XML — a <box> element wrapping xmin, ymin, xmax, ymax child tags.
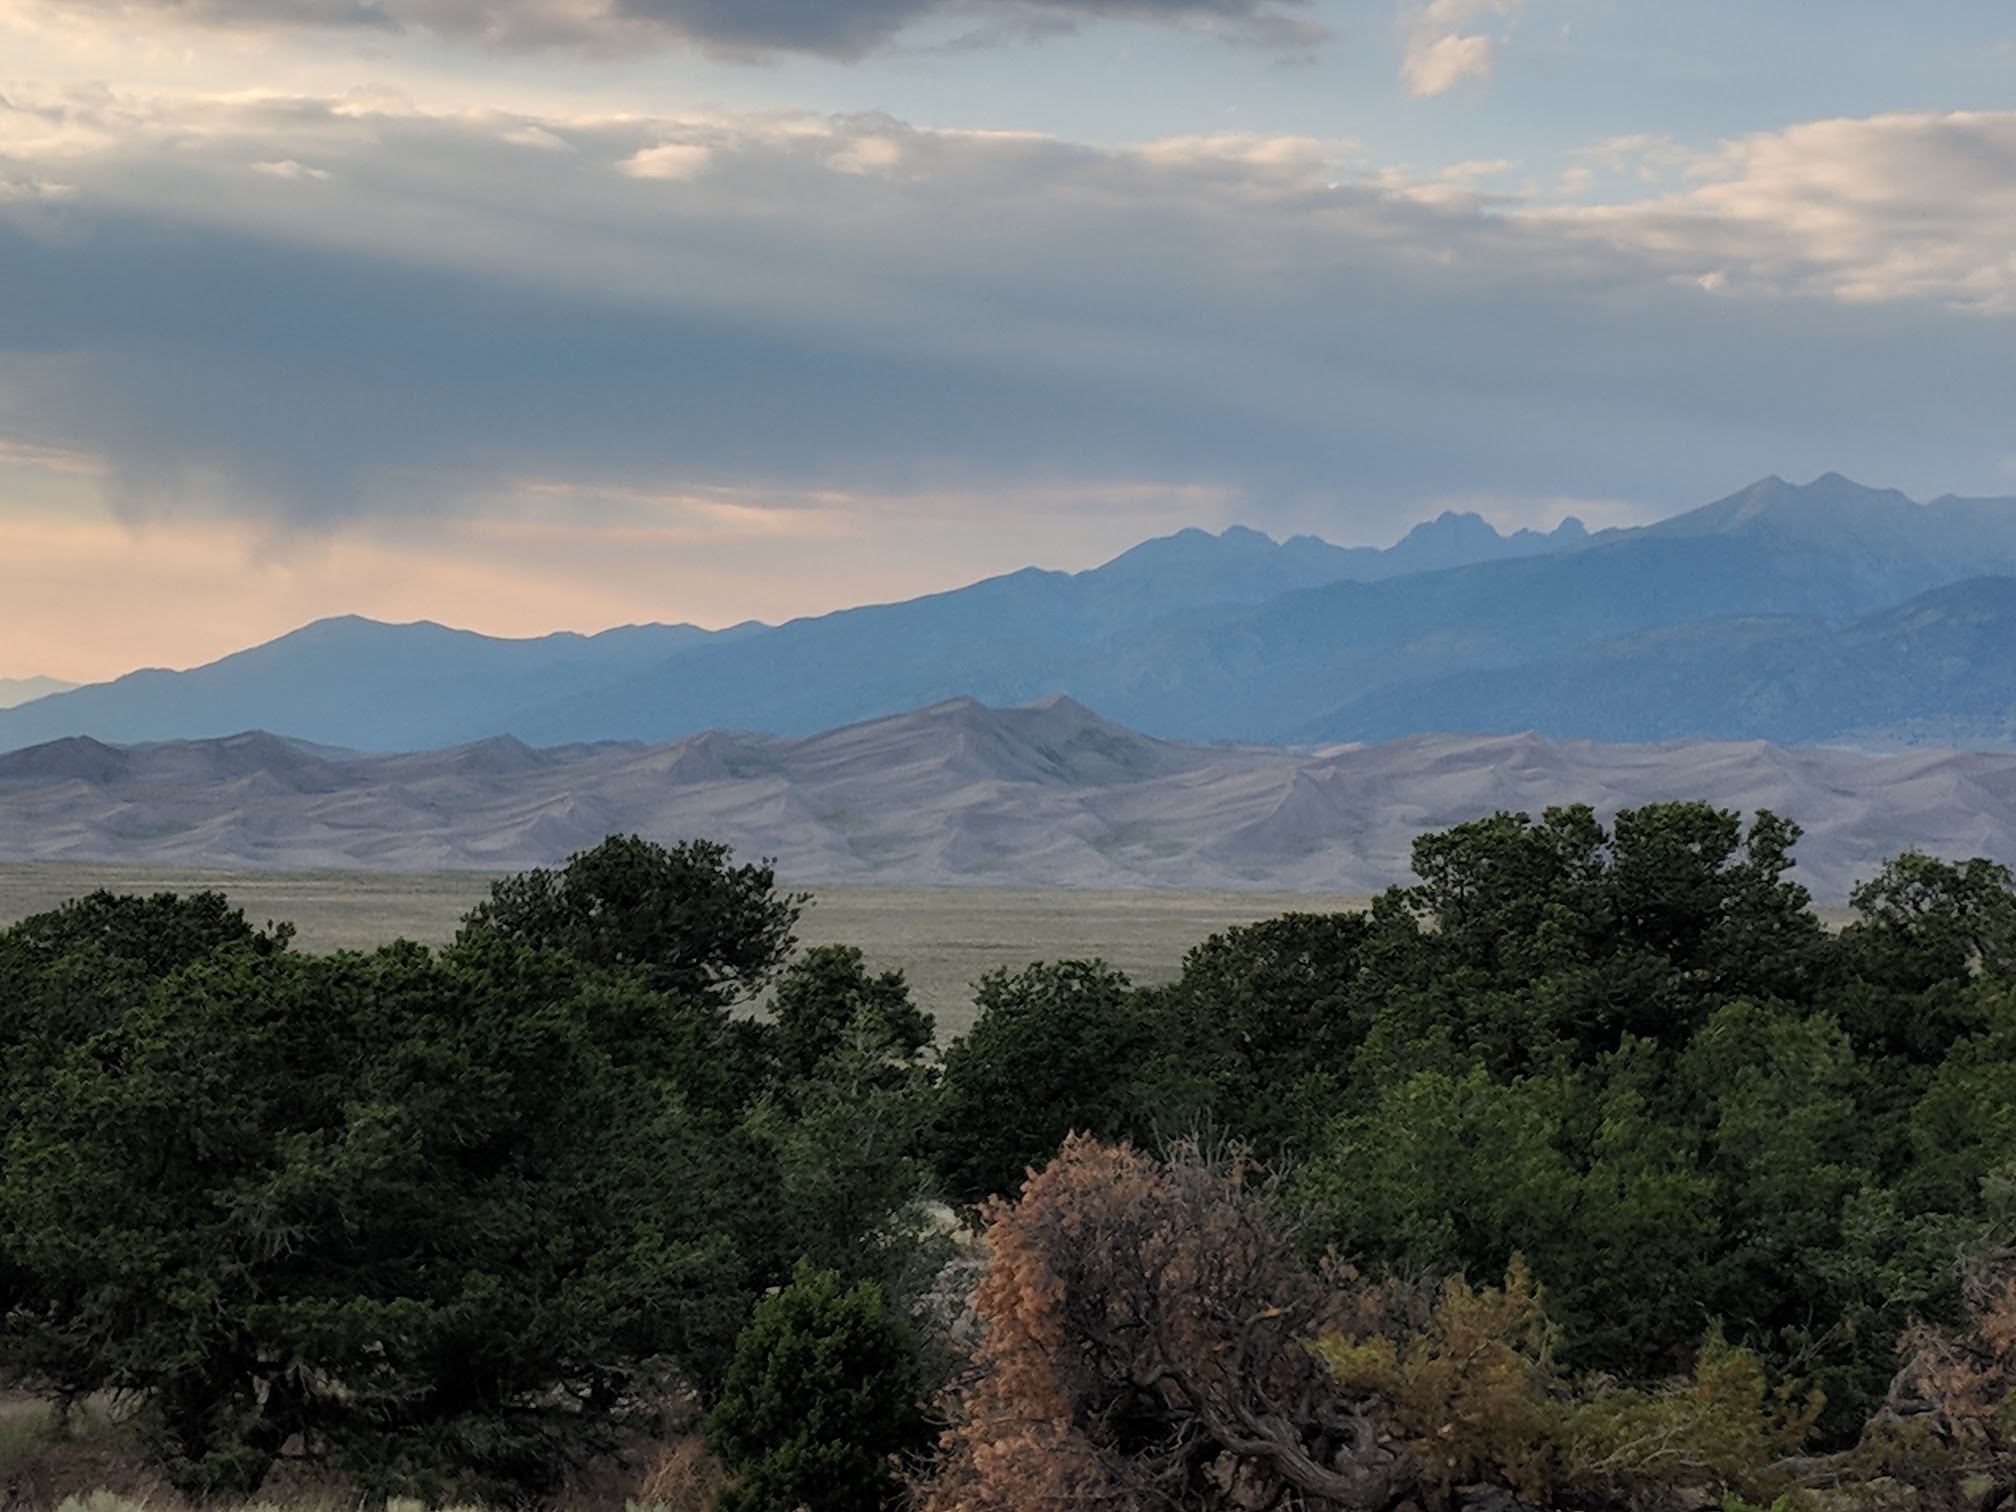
<box><xmin>4</xmin><ymin>696</ymin><xmax>2014</xmax><ymax>900</ymax></box>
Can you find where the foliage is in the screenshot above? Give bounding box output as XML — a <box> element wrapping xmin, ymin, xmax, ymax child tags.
<box><xmin>930</xmin><ymin>959</ymin><xmax>1151</xmax><ymax>1205</ymax></box>
<box><xmin>10</xmin><ymin>807</ymin><xmax>2016</xmax><ymax>1508</ymax></box>
<box><xmin>632</xmin><ymin>1436</ymin><xmax>731</xmax><ymax>1512</ymax></box>
<box><xmin>1879</xmin><ymin>1170</ymin><xmax>2016</xmax><ymax>1465</ymax></box>
<box><xmin>453</xmin><ymin>834</ymin><xmax>806</xmax><ymax>1007</ymax></box>
<box><xmin>1556</xmin><ymin>1332</ymin><xmax>1823</xmax><ymax>1491</ymax></box>
<box><xmin>925</xmin><ymin>1136</ymin><xmax>1822</xmax><ymax>1512</ymax></box>
<box><xmin>766</xmin><ymin>944</ymin><xmax>933</xmax><ymax>1093</ymax></box>
<box><xmin>0</xmin><ymin>914</ymin><xmax>761</xmax><ymax>1503</ymax></box>
<box><xmin>1320</xmin><ymin>1263</ymin><xmax>1819</xmax><ymax>1503</ymax></box>
<box><xmin>707</xmin><ymin>1263</ymin><xmax>931</xmax><ymax>1512</ymax></box>
<box><xmin>1318</xmin><ymin>1259</ymin><xmax>1563</xmax><ymax>1500</ymax></box>
<box><xmin>744</xmin><ymin>947</ymin><xmax>942</xmax><ymax>1290</ymax></box>
<box><xmin>1284</xmin><ymin>803</ymin><xmax>2016</xmax><ymax>1435</ymax></box>
<box><xmin>1132</xmin><ymin>911</ymin><xmax>1370</xmax><ymax>1153</ymax></box>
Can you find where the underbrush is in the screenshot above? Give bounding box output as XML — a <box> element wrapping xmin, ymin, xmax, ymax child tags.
<box><xmin>0</xmin><ymin>1397</ymin><xmax>729</xmax><ymax>1512</ymax></box>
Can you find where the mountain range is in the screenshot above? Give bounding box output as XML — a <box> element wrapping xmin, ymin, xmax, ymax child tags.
<box><xmin>0</xmin><ymin>677</ymin><xmax>74</xmax><ymax>711</ymax></box>
<box><xmin>2</xmin><ymin>473</ymin><xmax>2015</xmax><ymax>754</ymax></box>
<box><xmin>3</xmin><ymin>696</ymin><xmax>2010</xmax><ymax>899</ymax></box>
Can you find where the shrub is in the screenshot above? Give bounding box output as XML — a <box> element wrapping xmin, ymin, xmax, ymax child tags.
<box><xmin>707</xmin><ymin>1264</ymin><xmax>931</xmax><ymax>1512</ymax></box>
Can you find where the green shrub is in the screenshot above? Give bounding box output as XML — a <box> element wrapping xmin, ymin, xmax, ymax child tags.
<box><xmin>708</xmin><ymin>1264</ymin><xmax>932</xmax><ymax>1512</ymax></box>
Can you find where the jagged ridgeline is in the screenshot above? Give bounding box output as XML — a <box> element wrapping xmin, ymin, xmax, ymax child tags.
<box><xmin>6</xmin><ymin>474</ymin><xmax>2016</xmax><ymax>756</ymax></box>
<box><xmin>0</xmin><ymin>811</ymin><xmax>2011</xmax><ymax>1511</ymax></box>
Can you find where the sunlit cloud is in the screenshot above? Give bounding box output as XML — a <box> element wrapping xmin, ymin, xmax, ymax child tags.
<box><xmin>250</xmin><ymin>156</ymin><xmax>330</xmax><ymax>178</ymax></box>
<box><xmin>1539</xmin><ymin>111</ymin><xmax>2016</xmax><ymax>312</ymax></box>
<box><xmin>619</xmin><ymin>141</ymin><xmax>711</xmax><ymax>179</ymax></box>
<box><xmin>1398</xmin><ymin>0</ymin><xmax>1524</xmax><ymax>98</ymax></box>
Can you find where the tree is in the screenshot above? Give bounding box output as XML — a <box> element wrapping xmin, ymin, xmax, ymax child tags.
<box><xmin>1354</xmin><ymin>802</ymin><xmax>1829</xmax><ymax>1077</ymax></box>
<box><xmin>0</xmin><ymin>919</ymin><xmax>761</xmax><ymax>1504</ymax></box>
<box><xmin>1134</xmin><ymin>911</ymin><xmax>1370</xmax><ymax>1153</ymax></box>
<box><xmin>768</xmin><ymin>944</ymin><xmax>934</xmax><ymax>1093</ymax></box>
<box><xmin>930</xmin><ymin>960</ymin><xmax>1151</xmax><ymax>1206</ymax></box>
<box><xmin>1836</xmin><ymin>852</ymin><xmax>2016</xmax><ymax>1064</ymax></box>
<box><xmin>921</xmin><ymin>1138</ymin><xmax>1818</xmax><ymax>1512</ymax></box>
<box><xmin>453</xmin><ymin>834</ymin><xmax>806</xmax><ymax>1008</ymax></box>
<box><xmin>708</xmin><ymin>1263</ymin><xmax>931</xmax><ymax>1512</ymax></box>
<box><xmin>746</xmin><ymin>948</ymin><xmax>942</xmax><ymax>1289</ymax></box>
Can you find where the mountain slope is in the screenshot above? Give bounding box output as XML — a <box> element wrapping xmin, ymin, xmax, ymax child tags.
<box><xmin>0</xmin><ymin>677</ymin><xmax>74</xmax><ymax>711</ymax></box>
<box><xmin>1303</xmin><ymin>576</ymin><xmax>2016</xmax><ymax>748</ymax></box>
<box><xmin>1634</xmin><ymin>473</ymin><xmax>2016</xmax><ymax>600</ymax></box>
<box><xmin>505</xmin><ymin>475</ymin><xmax>2016</xmax><ymax>746</ymax></box>
<box><xmin>0</xmin><ymin>618</ymin><xmax>731</xmax><ymax>752</ymax></box>
<box><xmin>3</xmin><ymin>699</ymin><xmax>2014</xmax><ymax>899</ymax></box>
<box><xmin>508</xmin><ymin>522</ymin><xmax>1938</xmax><ymax>746</ymax></box>
<box><xmin>5</xmin><ymin>475</ymin><xmax>2015</xmax><ymax>753</ymax></box>
<box><xmin>0</xmin><ymin>515</ymin><xmax>1589</xmax><ymax>753</ymax></box>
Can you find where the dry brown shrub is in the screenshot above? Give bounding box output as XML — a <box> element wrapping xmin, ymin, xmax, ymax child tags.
<box><xmin>1888</xmin><ymin>1233</ymin><xmax>2016</xmax><ymax>1450</ymax></box>
<box><xmin>915</xmin><ymin>1134</ymin><xmax>1417</xmax><ymax>1512</ymax></box>
<box><xmin>631</xmin><ymin>1436</ymin><xmax>730</xmax><ymax>1512</ymax></box>
<box><xmin>1861</xmin><ymin>1220</ymin><xmax>2016</xmax><ymax>1512</ymax></box>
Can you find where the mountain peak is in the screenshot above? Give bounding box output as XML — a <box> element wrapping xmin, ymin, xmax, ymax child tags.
<box><xmin>1404</xmin><ymin>510</ymin><xmax>1501</xmax><ymax>542</ymax></box>
<box><xmin>1647</xmin><ymin>473</ymin><xmax>1925</xmax><ymax>540</ymax></box>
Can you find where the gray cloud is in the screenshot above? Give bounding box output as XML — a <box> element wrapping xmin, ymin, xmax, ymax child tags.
<box><xmin>0</xmin><ymin>95</ymin><xmax>2011</xmax><ymax>545</ymax></box>
<box><xmin>20</xmin><ymin>0</ymin><xmax>1322</xmax><ymax>55</ymax></box>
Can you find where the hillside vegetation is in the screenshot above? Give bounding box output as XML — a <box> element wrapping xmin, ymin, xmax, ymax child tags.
<box><xmin>0</xmin><ymin>808</ymin><xmax>2012</xmax><ymax>1511</ymax></box>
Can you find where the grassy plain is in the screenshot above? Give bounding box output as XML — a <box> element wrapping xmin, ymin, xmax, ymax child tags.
<box><xmin>0</xmin><ymin>864</ymin><xmax>1371</xmax><ymax>1037</ymax></box>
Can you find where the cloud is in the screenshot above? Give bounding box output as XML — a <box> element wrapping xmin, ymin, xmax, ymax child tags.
<box><xmin>1540</xmin><ymin>111</ymin><xmax>2016</xmax><ymax>312</ymax></box>
<box><xmin>8</xmin><ymin>0</ymin><xmax>1323</xmax><ymax>56</ymax></box>
<box><xmin>1399</xmin><ymin>0</ymin><xmax>1523</xmax><ymax>97</ymax></box>
<box><xmin>251</xmin><ymin>157</ymin><xmax>331</xmax><ymax>178</ymax></box>
<box><xmin>0</xmin><ymin>90</ymin><xmax>2011</xmax><ymax>550</ymax></box>
<box><xmin>1400</xmin><ymin>31</ymin><xmax>1496</xmax><ymax>96</ymax></box>
<box><xmin>620</xmin><ymin>141</ymin><xmax>711</xmax><ymax>179</ymax></box>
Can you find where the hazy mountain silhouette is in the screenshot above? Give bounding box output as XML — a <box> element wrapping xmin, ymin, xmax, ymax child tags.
<box><xmin>3</xmin><ymin>475</ymin><xmax>2014</xmax><ymax>752</ymax></box>
<box><xmin>0</xmin><ymin>513</ymin><xmax>1587</xmax><ymax>752</ymax></box>
<box><xmin>508</xmin><ymin>476</ymin><xmax>2016</xmax><ymax>745</ymax></box>
<box><xmin>0</xmin><ymin>618</ymin><xmax>737</xmax><ymax>752</ymax></box>
<box><xmin>1304</xmin><ymin>575</ymin><xmax>2016</xmax><ymax>748</ymax></box>
<box><xmin>0</xmin><ymin>677</ymin><xmax>73</xmax><ymax>711</ymax></box>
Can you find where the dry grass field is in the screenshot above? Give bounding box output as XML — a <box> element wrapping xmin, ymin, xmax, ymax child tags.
<box><xmin>0</xmin><ymin>864</ymin><xmax>1372</xmax><ymax>1038</ymax></box>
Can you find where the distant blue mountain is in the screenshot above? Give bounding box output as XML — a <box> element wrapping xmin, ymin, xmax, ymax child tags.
<box><xmin>0</xmin><ymin>510</ymin><xmax>1586</xmax><ymax>752</ymax></box>
<box><xmin>1300</xmin><ymin>575</ymin><xmax>2016</xmax><ymax>748</ymax></box>
<box><xmin>504</xmin><ymin>476</ymin><xmax>2016</xmax><ymax>746</ymax></box>
<box><xmin>0</xmin><ymin>676</ymin><xmax>73</xmax><ymax>711</ymax></box>
<box><xmin>3</xmin><ymin>475</ymin><xmax>2015</xmax><ymax>754</ymax></box>
<box><xmin>0</xmin><ymin>618</ymin><xmax>738</xmax><ymax>751</ymax></box>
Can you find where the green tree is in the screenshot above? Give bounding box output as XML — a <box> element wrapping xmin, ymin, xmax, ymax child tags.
<box><xmin>746</xmin><ymin>948</ymin><xmax>941</xmax><ymax>1288</ymax></box>
<box><xmin>1353</xmin><ymin>802</ymin><xmax>1829</xmax><ymax>1077</ymax></box>
<box><xmin>0</xmin><ymin>915</ymin><xmax>760</xmax><ymax>1503</ymax></box>
<box><xmin>1134</xmin><ymin>911</ymin><xmax>1370</xmax><ymax>1152</ymax></box>
<box><xmin>1835</xmin><ymin>852</ymin><xmax>2016</xmax><ymax>1065</ymax></box>
<box><xmin>454</xmin><ymin>834</ymin><xmax>807</xmax><ymax>1008</ymax></box>
<box><xmin>707</xmin><ymin>1264</ymin><xmax>931</xmax><ymax>1512</ymax></box>
<box><xmin>931</xmin><ymin>960</ymin><xmax>1150</xmax><ymax>1206</ymax></box>
<box><xmin>767</xmin><ymin>944</ymin><xmax>934</xmax><ymax>1092</ymax></box>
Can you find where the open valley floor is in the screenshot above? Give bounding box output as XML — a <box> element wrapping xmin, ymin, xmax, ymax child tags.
<box><xmin>0</xmin><ymin>864</ymin><xmax>1371</xmax><ymax>1036</ymax></box>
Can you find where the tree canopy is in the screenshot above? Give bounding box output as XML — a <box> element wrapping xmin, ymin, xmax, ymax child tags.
<box><xmin>454</xmin><ymin>834</ymin><xmax>806</xmax><ymax>1007</ymax></box>
<box><xmin>2</xmin><ymin>806</ymin><xmax>2013</xmax><ymax>1510</ymax></box>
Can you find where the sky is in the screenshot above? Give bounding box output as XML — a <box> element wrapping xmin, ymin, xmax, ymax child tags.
<box><xmin>2</xmin><ymin>0</ymin><xmax>2014</xmax><ymax>682</ymax></box>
